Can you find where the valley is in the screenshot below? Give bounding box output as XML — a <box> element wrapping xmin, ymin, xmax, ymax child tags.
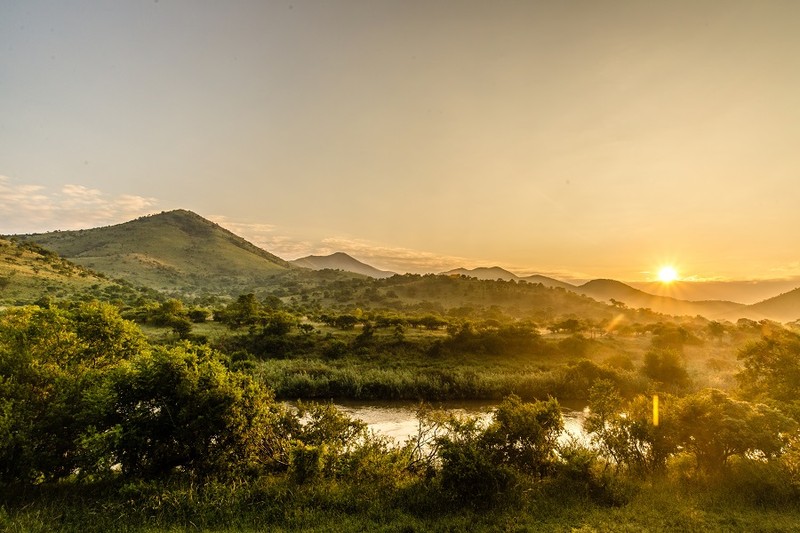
<box><xmin>2</xmin><ymin>210</ymin><xmax>799</xmax><ymax>532</ymax></box>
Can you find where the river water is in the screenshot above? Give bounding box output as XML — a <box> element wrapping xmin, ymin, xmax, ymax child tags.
<box><xmin>330</xmin><ymin>400</ymin><xmax>589</xmax><ymax>445</ymax></box>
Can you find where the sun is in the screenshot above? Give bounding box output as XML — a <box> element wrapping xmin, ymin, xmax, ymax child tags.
<box><xmin>657</xmin><ymin>266</ymin><xmax>679</xmax><ymax>283</ymax></box>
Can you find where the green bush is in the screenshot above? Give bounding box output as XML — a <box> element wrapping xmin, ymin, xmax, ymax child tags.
<box><xmin>0</xmin><ymin>302</ymin><xmax>146</xmax><ymax>482</ymax></box>
<box><xmin>555</xmin><ymin>439</ymin><xmax>635</xmax><ymax>506</ymax></box>
<box><xmin>110</xmin><ymin>343</ymin><xmax>290</xmax><ymax>479</ymax></box>
<box><xmin>438</xmin><ymin>438</ymin><xmax>517</xmax><ymax>505</ymax></box>
<box><xmin>289</xmin><ymin>443</ymin><xmax>325</xmax><ymax>483</ymax></box>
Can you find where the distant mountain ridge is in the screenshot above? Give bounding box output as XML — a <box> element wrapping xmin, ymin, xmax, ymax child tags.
<box><xmin>442</xmin><ymin>267</ymin><xmax>575</xmax><ymax>290</ymax></box>
<box><xmin>12</xmin><ymin>210</ymin><xmax>799</xmax><ymax>322</ymax></box>
<box><xmin>739</xmin><ymin>288</ymin><xmax>800</xmax><ymax>323</ymax></box>
<box><xmin>291</xmin><ymin>252</ymin><xmax>396</xmax><ymax>278</ymax></box>
<box><xmin>576</xmin><ymin>279</ymin><xmax>746</xmax><ymax>318</ymax></box>
<box><xmin>443</xmin><ymin>268</ymin><xmax>797</xmax><ymax>322</ymax></box>
<box><xmin>629</xmin><ymin>279</ymin><xmax>800</xmax><ymax>306</ymax></box>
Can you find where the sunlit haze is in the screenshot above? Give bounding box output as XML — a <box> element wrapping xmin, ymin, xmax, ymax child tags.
<box><xmin>2</xmin><ymin>1</ymin><xmax>800</xmax><ymax>283</ymax></box>
<box><xmin>658</xmin><ymin>266</ymin><xmax>679</xmax><ymax>284</ymax></box>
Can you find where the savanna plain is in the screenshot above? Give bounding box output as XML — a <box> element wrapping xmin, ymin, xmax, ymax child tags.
<box><xmin>2</xmin><ymin>211</ymin><xmax>800</xmax><ymax>532</ymax></box>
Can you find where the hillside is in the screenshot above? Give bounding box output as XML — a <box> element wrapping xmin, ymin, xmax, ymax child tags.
<box><xmin>362</xmin><ymin>273</ymin><xmax>644</xmax><ymax>325</ymax></box>
<box><xmin>578</xmin><ymin>279</ymin><xmax>745</xmax><ymax>319</ymax></box>
<box><xmin>741</xmin><ymin>287</ymin><xmax>800</xmax><ymax>323</ymax></box>
<box><xmin>17</xmin><ymin>210</ymin><xmax>292</xmax><ymax>295</ymax></box>
<box><xmin>291</xmin><ymin>252</ymin><xmax>395</xmax><ymax>278</ymax></box>
<box><xmin>629</xmin><ymin>279</ymin><xmax>800</xmax><ymax>305</ymax></box>
<box><xmin>521</xmin><ymin>274</ymin><xmax>577</xmax><ymax>290</ymax></box>
<box><xmin>0</xmin><ymin>237</ymin><xmax>144</xmax><ymax>305</ymax></box>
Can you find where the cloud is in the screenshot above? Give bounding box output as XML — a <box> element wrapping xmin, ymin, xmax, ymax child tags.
<box><xmin>206</xmin><ymin>214</ymin><xmax>473</xmax><ymax>273</ymax></box>
<box><xmin>208</xmin><ymin>215</ymin><xmax>318</xmax><ymax>259</ymax></box>
<box><xmin>317</xmin><ymin>236</ymin><xmax>476</xmax><ymax>274</ymax></box>
<box><xmin>209</xmin><ymin>214</ymin><xmax>587</xmax><ymax>277</ymax></box>
<box><xmin>0</xmin><ymin>176</ymin><xmax>159</xmax><ymax>233</ymax></box>
<box><xmin>0</xmin><ymin>178</ymin><xmax>591</xmax><ymax>279</ymax></box>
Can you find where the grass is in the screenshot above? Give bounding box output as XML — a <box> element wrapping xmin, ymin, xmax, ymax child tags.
<box><xmin>2</xmin><ymin>475</ymin><xmax>798</xmax><ymax>532</ymax></box>
<box><xmin>0</xmin><ymin>237</ymin><xmax>141</xmax><ymax>306</ymax></box>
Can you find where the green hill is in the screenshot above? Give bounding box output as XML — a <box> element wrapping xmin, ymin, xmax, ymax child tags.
<box><xmin>17</xmin><ymin>210</ymin><xmax>292</xmax><ymax>295</ymax></box>
<box><xmin>339</xmin><ymin>273</ymin><xmax>657</xmax><ymax>325</ymax></box>
<box><xmin>0</xmin><ymin>237</ymin><xmax>144</xmax><ymax>305</ymax></box>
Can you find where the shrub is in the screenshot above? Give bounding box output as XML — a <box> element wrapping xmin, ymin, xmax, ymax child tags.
<box><xmin>110</xmin><ymin>344</ymin><xmax>291</xmax><ymax>479</ymax></box>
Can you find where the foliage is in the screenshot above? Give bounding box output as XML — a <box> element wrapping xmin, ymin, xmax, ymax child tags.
<box><xmin>0</xmin><ymin>302</ymin><xmax>146</xmax><ymax>482</ymax></box>
<box><xmin>436</xmin><ymin>322</ymin><xmax>549</xmax><ymax>357</ymax></box>
<box><xmin>0</xmin><ymin>303</ymin><xmax>292</xmax><ymax>483</ymax></box>
<box><xmin>642</xmin><ymin>348</ymin><xmax>690</xmax><ymax>390</ymax></box>
<box><xmin>288</xmin><ymin>402</ymin><xmax>412</xmax><ymax>488</ymax></box>
<box><xmin>436</xmin><ymin>396</ymin><xmax>563</xmax><ymax>504</ymax></box>
<box><xmin>109</xmin><ymin>343</ymin><xmax>291</xmax><ymax>479</ymax></box>
<box><xmin>674</xmin><ymin>388</ymin><xmax>794</xmax><ymax>475</ymax></box>
<box><xmin>482</xmin><ymin>395</ymin><xmax>562</xmax><ymax>475</ymax></box>
<box><xmin>585</xmin><ymin>381</ymin><xmax>679</xmax><ymax>475</ymax></box>
<box><xmin>737</xmin><ymin>329</ymin><xmax>800</xmax><ymax>409</ymax></box>
<box><xmin>586</xmin><ymin>381</ymin><xmax>795</xmax><ymax>478</ymax></box>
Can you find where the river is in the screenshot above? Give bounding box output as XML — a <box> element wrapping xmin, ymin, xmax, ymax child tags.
<box><xmin>330</xmin><ymin>400</ymin><xmax>589</xmax><ymax>445</ymax></box>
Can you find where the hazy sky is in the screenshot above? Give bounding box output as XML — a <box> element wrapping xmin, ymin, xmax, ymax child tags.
<box><xmin>2</xmin><ymin>0</ymin><xmax>799</xmax><ymax>281</ymax></box>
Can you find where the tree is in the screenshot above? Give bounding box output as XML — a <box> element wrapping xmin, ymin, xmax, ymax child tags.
<box><xmin>585</xmin><ymin>381</ymin><xmax>679</xmax><ymax>475</ymax></box>
<box><xmin>675</xmin><ymin>389</ymin><xmax>794</xmax><ymax>475</ymax></box>
<box><xmin>642</xmin><ymin>348</ymin><xmax>690</xmax><ymax>390</ymax></box>
<box><xmin>298</xmin><ymin>323</ymin><xmax>315</xmax><ymax>336</ymax></box>
<box><xmin>110</xmin><ymin>343</ymin><xmax>290</xmax><ymax>478</ymax></box>
<box><xmin>706</xmin><ymin>321</ymin><xmax>727</xmax><ymax>340</ymax></box>
<box><xmin>0</xmin><ymin>302</ymin><xmax>146</xmax><ymax>482</ymax></box>
<box><xmin>482</xmin><ymin>395</ymin><xmax>563</xmax><ymax>475</ymax></box>
<box><xmin>737</xmin><ymin>330</ymin><xmax>800</xmax><ymax>407</ymax></box>
<box><xmin>217</xmin><ymin>293</ymin><xmax>266</xmax><ymax>330</ymax></box>
<box><xmin>436</xmin><ymin>396</ymin><xmax>563</xmax><ymax>503</ymax></box>
<box><xmin>549</xmin><ymin>318</ymin><xmax>585</xmax><ymax>335</ymax></box>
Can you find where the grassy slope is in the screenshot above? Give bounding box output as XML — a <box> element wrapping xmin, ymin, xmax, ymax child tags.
<box><xmin>0</xmin><ymin>237</ymin><xmax>138</xmax><ymax>305</ymax></box>
<box><xmin>18</xmin><ymin>210</ymin><xmax>290</xmax><ymax>294</ymax></box>
<box><xmin>371</xmin><ymin>274</ymin><xmax>644</xmax><ymax>325</ymax></box>
<box><xmin>745</xmin><ymin>287</ymin><xmax>800</xmax><ymax>323</ymax></box>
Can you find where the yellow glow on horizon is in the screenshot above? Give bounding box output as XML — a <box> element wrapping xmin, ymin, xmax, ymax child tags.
<box><xmin>657</xmin><ymin>266</ymin><xmax>679</xmax><ymax>283</ymax></box>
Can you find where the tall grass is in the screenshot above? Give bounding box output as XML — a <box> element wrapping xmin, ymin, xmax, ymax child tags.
<box><xmin>255</xmin><ymin>357</ymin><xmax>645</xmax><ymax>401</ymax></box>
<box><xmin>2</xmin><ymin>473</ymin><xmax>798</xmax><ymax>532</ymax></box>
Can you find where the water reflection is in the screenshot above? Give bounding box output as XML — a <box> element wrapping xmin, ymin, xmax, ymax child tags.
<box><xmin>329</xmin><ymin>400</ymin><xmax>589</xmax><ymax>445</ymax></box>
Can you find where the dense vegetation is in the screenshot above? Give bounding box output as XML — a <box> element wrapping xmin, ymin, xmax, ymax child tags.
<box><xmin>2</xmin><ymin>292</ymin><xmax>800</xmax><ymax>531</ymax></box>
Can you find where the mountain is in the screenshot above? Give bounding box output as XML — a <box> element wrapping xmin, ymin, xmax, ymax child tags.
<box><xmin>629</xmin><ymin>279</ymin><xmax>800</xmax><ymax>306</ymax></box>
<box><xmin>291</xmin><ymin>252</ymin><xmax>396</xmax><ymax>278</ymax></box>
<box><xmin>0</xmin><ymin>236</ymin><xmax>145</xmax><ymax>305</ymax></box>
<box><xmin>521</xmin><ymin>274</ymin><xmax>577</xmax><ymax>290</ymax></box>
<box><xmin>442</xmin><ymin>267</ymin><xmax>577</xmax><ymax>290</ymax></box>
<box><xmin>442</xmin><ymin>266</ymin><xmax>521</xmax><ymax>281</ymax></box>
<box><xmin>16</xmin><ymin>210</ymin><xmax>292</xmax><ymax>294</ymax></box>
<box><xmin>577</xmin><ymin>279</ymin><xmax>746</xmax><ymax>318</ymax></box>
<box><xmin>741</xmin><ymin>287</ymin><xmax>800</xmax><ymax>323</ymax></box>
<box><xmin>379</xmin><ymin>272</ymin><xmax>639</xmax><ymax>325</ymax></box>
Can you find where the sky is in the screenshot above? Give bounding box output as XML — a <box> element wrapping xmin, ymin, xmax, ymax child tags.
<box><xmin>2</xmin><ymin>0</ymin><xmax>800</xmax><ymax>282</ymax></box>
